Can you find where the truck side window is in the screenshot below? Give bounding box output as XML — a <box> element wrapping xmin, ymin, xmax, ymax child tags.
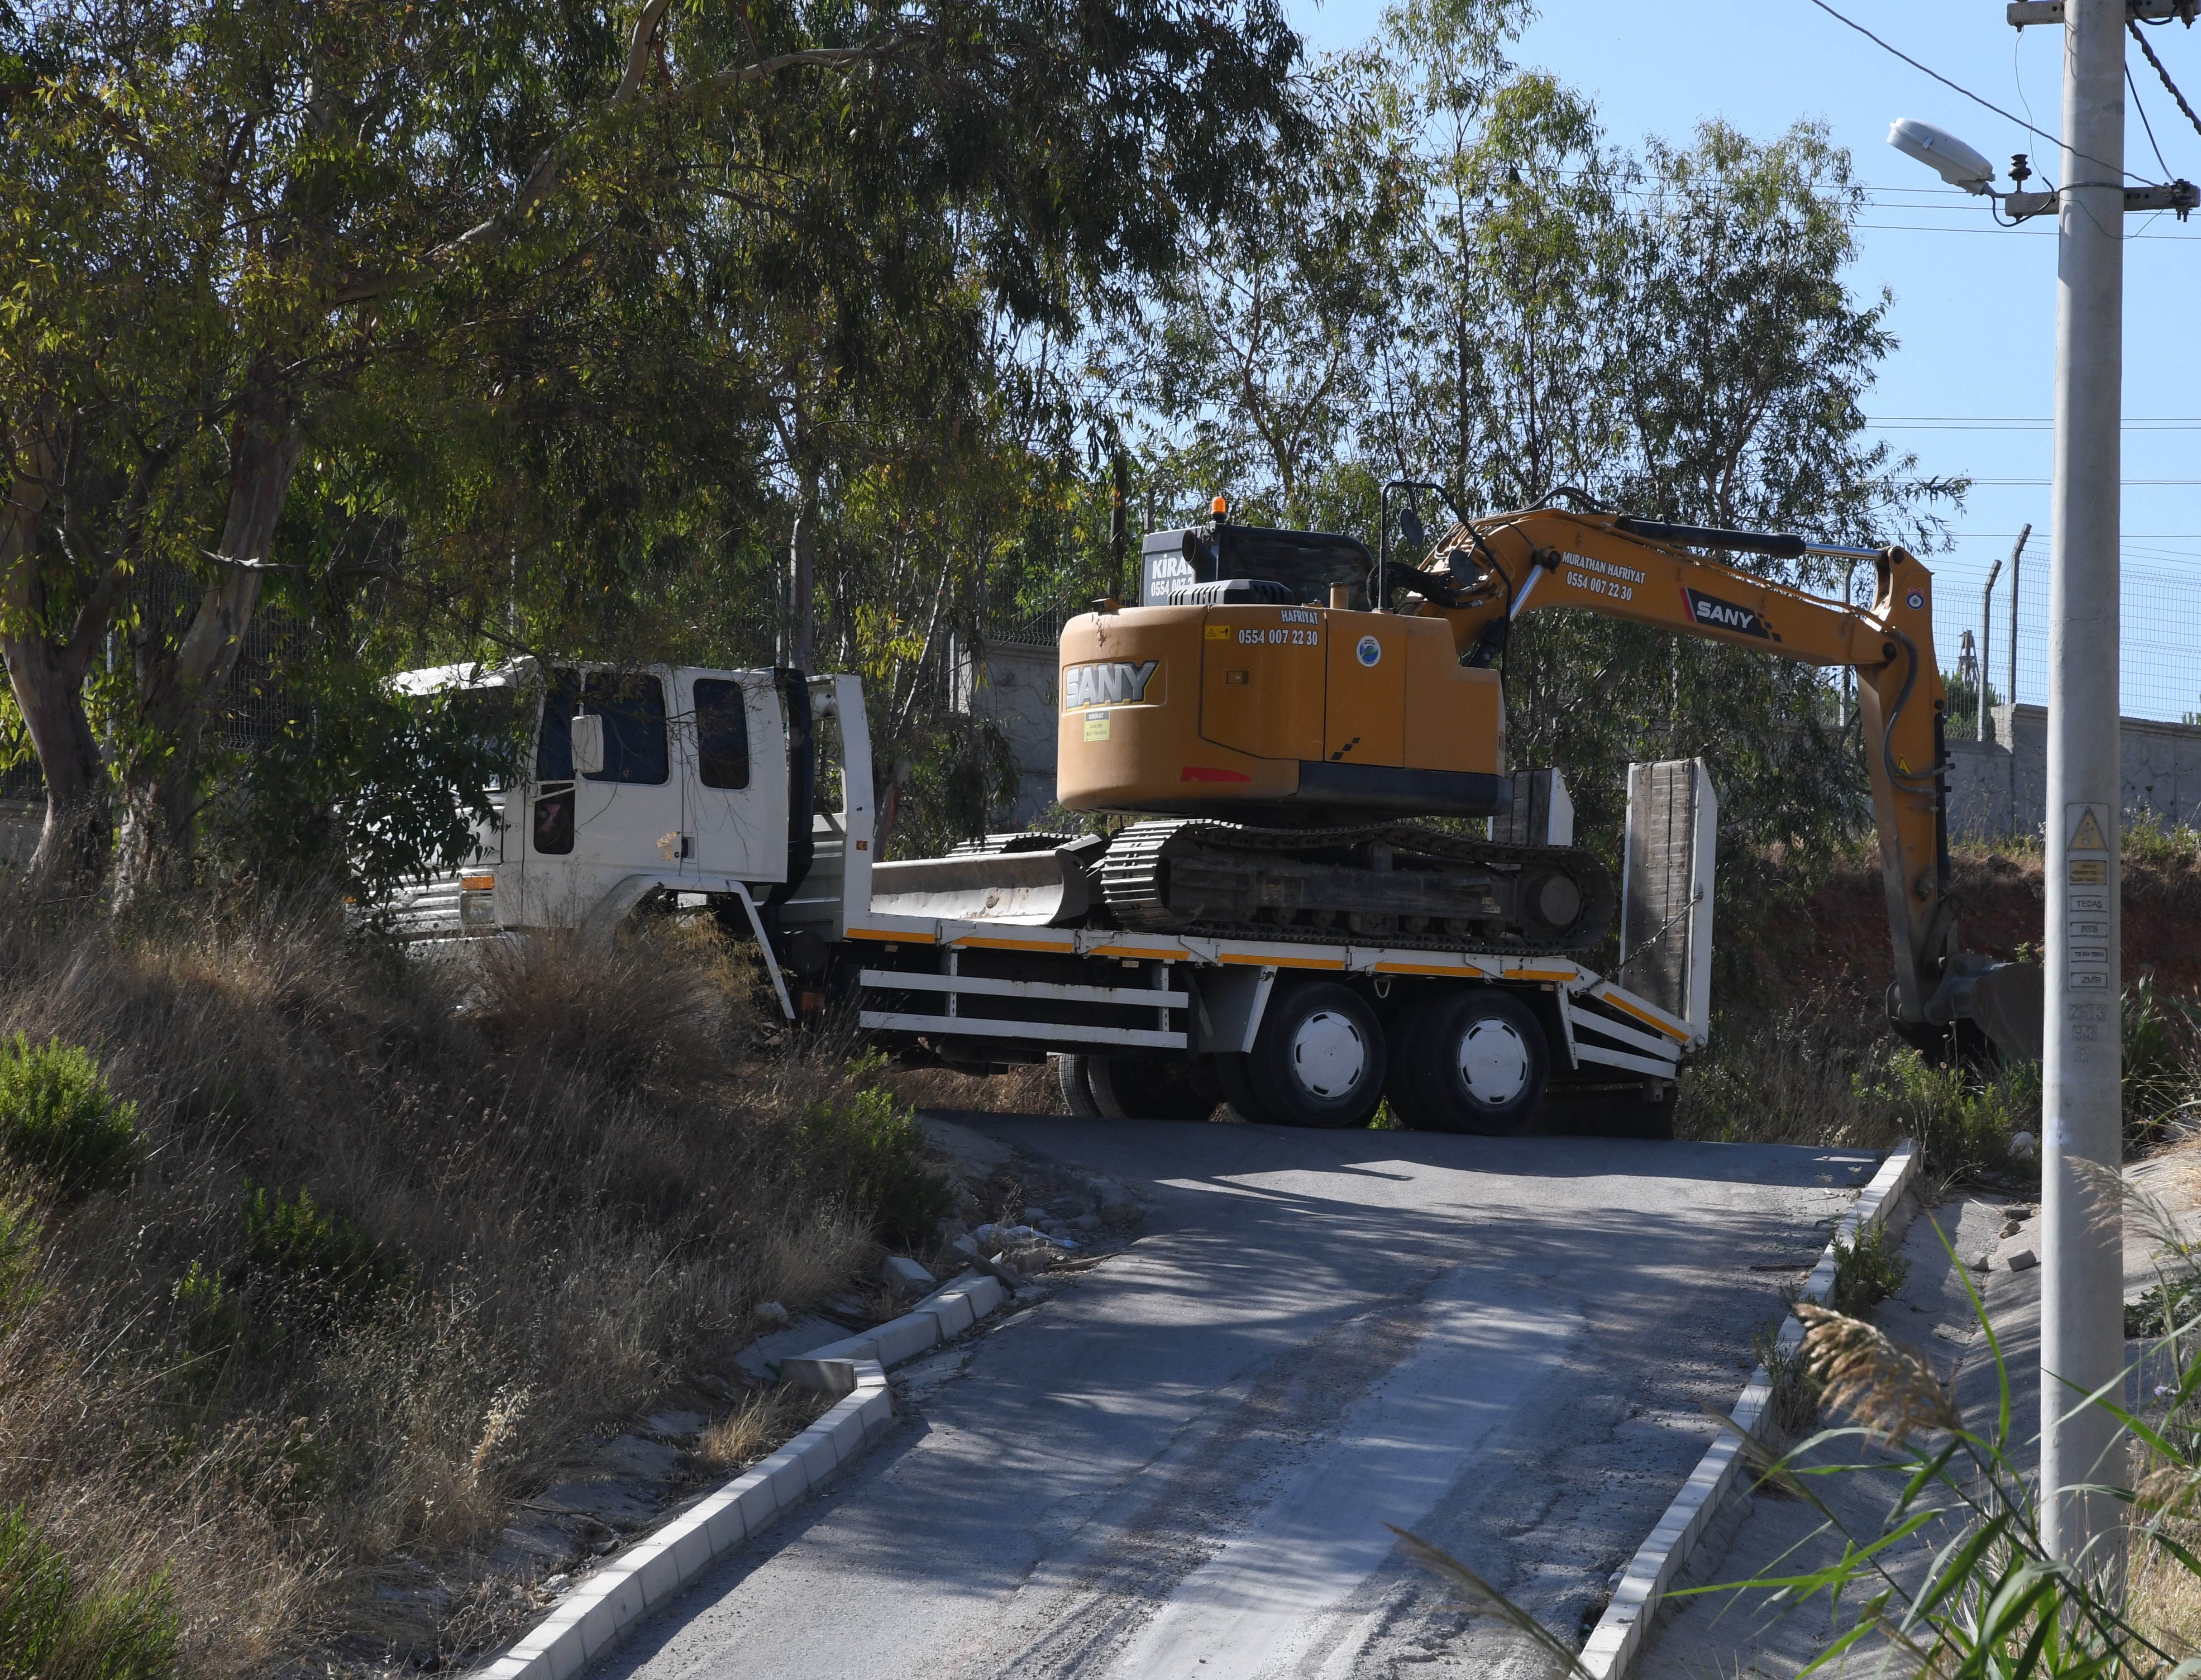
<box><xmin>693</xmin><ymin>679</ymin><xmax>750</xmax><ymax>789</ymax></box>
<box><xmin>581</xmin><ymin>672</ymin><xmax>669</xmax><ymax>784</ymax></box>
<box><xmin>533</xmin><ymin>791</ymin><xmax>574</xmax><ymax>854</ymax></box>
<box><xmin>535</xmin><ymin>668</ymin><xmax>582</xmax><ymax>781</ymax></box>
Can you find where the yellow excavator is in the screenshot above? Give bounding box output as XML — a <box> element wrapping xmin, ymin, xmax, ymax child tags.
<box><xmin>1050</xmin><ymin>494</ymin><xmax>2040</xmax><ymax>1060</ymax></box>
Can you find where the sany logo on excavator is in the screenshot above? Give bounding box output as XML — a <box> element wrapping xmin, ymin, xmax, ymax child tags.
<box><xmin>1681</xmin><ymin>587</ymin><xmax>1770</xmax><ymax>640</ymax></box>
<box><xmin>1064</xmin><ymin>660</ymin><xmax>1160</xmax><ymax>709</ymax></box>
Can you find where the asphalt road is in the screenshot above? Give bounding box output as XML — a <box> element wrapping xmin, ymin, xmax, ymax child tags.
<box><xmin>597</xmin><ymin>1115</ymin><xmax>1881</xmax><ymax>1680</ymax></box>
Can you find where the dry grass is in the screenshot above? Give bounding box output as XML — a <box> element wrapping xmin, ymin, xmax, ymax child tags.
<box><xmin>0</xmin><ymin>890</ymin><xmax>890</xmax><ymax>1675</ymax></box>
<box><xmin>695</xmin><ymin>1384</ymin><xmax>832</xmax><ymax>1472</ymax></box>
<box><xmin>888</xmin><ymin>1058</ymin><xmax>1064</xmax><ymax>1116</ymax></box>
<box><xmin>1675</xmin><ymin>994</ymin><xmax>1902</xmax><ymax>1150</ymax></box>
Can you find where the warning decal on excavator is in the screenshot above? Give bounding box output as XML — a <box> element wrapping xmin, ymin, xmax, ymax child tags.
<box><xmin>1681</xmin><ymin>588</ymin><xmax>1770</xmax><ymax>639</ymax></box>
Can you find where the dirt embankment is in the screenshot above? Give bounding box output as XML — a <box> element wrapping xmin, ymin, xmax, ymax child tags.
<box><xmin>1752</xmin><ymin>844</ymin><xmax>2201</xmax><ymax>1026</ymax></box>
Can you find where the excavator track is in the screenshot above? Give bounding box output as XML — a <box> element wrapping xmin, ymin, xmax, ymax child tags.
<box><xmin>1096</xmin><ymin>819</ymin><xmax>1616</xmax><ymax>956</ymax></box>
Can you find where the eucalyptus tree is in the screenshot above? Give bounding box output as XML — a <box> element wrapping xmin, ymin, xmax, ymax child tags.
<box><xmin>1105</xmin><ymin>45</ymin><xmax>1416</xmax><ymax>535</ymax></box>
<box><xmin>0</xmin><ymin>0</ymin><xmax>1300</xmax><ymax>897</ymax></box>
<box><xmin>1480</xmin><ymin>119</ymin><xmax>1962</xmax><ymax>899</ymax></box>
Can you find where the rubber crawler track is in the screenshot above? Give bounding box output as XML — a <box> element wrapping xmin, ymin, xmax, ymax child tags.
<box><xmin>1094</xmin><ymin>819</ymin><xmax>1616</xmax><ymax>957</ymax></box>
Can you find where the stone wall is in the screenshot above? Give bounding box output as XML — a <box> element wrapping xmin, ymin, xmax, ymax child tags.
<box><xmin>1947</xmin><ymin>703</ymin><xmax>2201</xmax><ymax>841</ymax></box>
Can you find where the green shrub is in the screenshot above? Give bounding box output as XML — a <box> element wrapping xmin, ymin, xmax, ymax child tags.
<box><xmin>1857</xmin><ymin>1048</ymin><xmax>2038</xmax><ymax>1182</ymax></box>
<box><xmin>2124</xmin><ymin>970</ymin><xmax>2196</xmax><ymax>1140</ymax></box>
<box><xmin>1829</xmin><ymin>1219</ymin><xmax>1909</xmax><ymax>1317</ymax></box>
<box><xmin>799</xmin><ymin>1075</ymin><xmax>954</xmax><ymax>1245</ymax></box>
<box><xmin>1752</xmin><ymin>1319</ymin><xmax>1822</xmax><ymax>1437</ymax></box>
<box><xmin>2127</xmin><ymin>1271</ymin><xmax>2201</xmax><ymax>1339</ymax></box>
<box><xmin>239</xmin><ymin>1183</ymin><xmax>406</xmax><ymax>1313</ymax></box>
<box><xmin>172</xmin><ymin>1259</ymin><xmax>243</xmax><ymax>1354</ymax></box>
<box><xmin>0</xmin><ymin>1036</ymin><xmax>138</xmax><ymax>1199</ymax></box>
<box><xmin>0</xmin><ymin>1505</ymin><xmax>176</xmax><ymax>1680</ymax></box>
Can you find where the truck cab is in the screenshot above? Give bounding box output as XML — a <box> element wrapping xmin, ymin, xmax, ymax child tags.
<box><xmin>386</xmin><ymin>659</ymin><xmax>797</xmax><ymax>939</ymax></box>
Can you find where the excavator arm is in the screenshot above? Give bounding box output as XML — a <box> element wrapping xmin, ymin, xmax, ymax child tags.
<box><xmin>1401</xmin><ymin>507</ymin><xmax>2010</xmax><ymax>1047</ymax></box>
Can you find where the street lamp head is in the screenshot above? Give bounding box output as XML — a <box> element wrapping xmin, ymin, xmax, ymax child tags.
<box><xmin>1887</xmin><ymin>119</ymin><xmax>1997</xmax><ymax>193</ymax></box>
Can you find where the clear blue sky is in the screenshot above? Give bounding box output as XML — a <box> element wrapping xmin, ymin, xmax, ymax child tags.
<box><xmin>1288</xmin><ymin>0</ymin><xmax>2201</xmax><ymax>720</ymax></box>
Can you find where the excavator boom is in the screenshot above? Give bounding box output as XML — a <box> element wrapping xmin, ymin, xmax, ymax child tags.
<box><xmin>1407</xmin><ymin>510</ymin><xmax>1953</xmax><ymax>1031</ymax></box>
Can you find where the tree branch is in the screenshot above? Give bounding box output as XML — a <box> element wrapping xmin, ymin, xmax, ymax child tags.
<box><xmin>615</xmin><ymin>0</ymin><xmax>675</xmax><ymax>103</ymax></box>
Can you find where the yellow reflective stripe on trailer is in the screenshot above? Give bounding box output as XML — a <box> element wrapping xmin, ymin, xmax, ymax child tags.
<box><xmin>1593</xmin><ymin>987</ymin><xmax>1691</xmax><ymax>1042</ymax></box>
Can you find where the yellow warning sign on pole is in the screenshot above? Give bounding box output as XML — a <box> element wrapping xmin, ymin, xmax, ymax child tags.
<box><xmin>2069</xmin><ymin>807</ymin><xmax>2108</xmax><ymax>852</ymax></box>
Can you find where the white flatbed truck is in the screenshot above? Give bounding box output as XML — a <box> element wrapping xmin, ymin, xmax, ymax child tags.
<box><xmin>391</xmin><ymin>664</ymin><xmax>1710</xmax><ymax>1136</ymax></box>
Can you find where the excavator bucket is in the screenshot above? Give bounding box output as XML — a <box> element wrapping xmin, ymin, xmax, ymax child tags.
<box><xmin>867</xmin><ymin>834</ymin><xmax>1103</xmax><ymax>926</ymax></box>
<box><xmin>1968</xmin><ymin>962</ymin><xmax>2045</xmax><ymax>1064</ymax></box>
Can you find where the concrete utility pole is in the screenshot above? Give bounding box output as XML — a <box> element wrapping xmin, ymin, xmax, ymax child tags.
<box><xmin>2040</xmin><ymin>0</ymin><xmax>2125</xmax><ymax>1577</ymax></box>
<box><xmin>2005</xmin><ymin>524</ymin><xmax>2030</xmax><ymax>832</ymax></box>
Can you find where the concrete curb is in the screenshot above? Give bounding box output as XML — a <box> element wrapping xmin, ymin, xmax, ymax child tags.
<box><xmin>474</xmin><ymin>1270</ymin><xmax>1008</xmax><ymax>1680</ymax></box>
<box><xmin>1578</xmin><ymin>1140</ymin><xmax>1920</xmax><ymax>1680</ymax></box>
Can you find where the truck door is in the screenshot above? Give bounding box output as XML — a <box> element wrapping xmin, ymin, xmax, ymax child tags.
<box><xmin>527</xmin><ymin>667</ymin><xmax>680</xmax><ymax>901</ymax></box>
<box><xmin>679</xmin><ymin>672</ymin><xmax>788</xmax><ymax>883</ymax></box>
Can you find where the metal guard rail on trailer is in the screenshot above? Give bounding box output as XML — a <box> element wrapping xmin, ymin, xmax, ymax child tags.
<box><xmin>848</xmin><ymin>913</ymin><xmax>1699</xmax><ymax>1079</ymax></box>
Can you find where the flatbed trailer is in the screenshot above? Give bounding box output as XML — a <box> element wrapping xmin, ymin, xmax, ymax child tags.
<box><xmin>781</xmin><ymin>678</ymin><xmax>1702</xmax><ymax>1135</ymax></box>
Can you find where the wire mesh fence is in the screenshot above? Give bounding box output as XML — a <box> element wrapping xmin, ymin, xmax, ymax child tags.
<box><xmin>1934</xmin><ymin>537</ymin><xmax>2201</xmax><ymax>733</ymax></box>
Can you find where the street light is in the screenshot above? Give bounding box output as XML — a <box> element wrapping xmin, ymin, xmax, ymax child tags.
<box><xmin>1886</xmin><ymin>118</ymin><xmax>1997</xmax><ymax>191</ymax></box>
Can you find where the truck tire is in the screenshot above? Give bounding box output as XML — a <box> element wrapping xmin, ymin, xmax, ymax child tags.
<box><xmin>1213</xmin><ymin>1052</ymin><xmax>1272</xmax><ymax>1124</ymax></box>
<box><xmin>1055</xmin><ymin>1054</ymin><xmax>1104</xmax><ymax>1117</ymax></box>
<box><xmin>1089</xmin><ymin>1056</ymin><xmax>1221</xmax><ymax>1121</ymax></box>
<box><xmin>1395</xmin><ymin>988</ymin><xmax>1548</xmax><ymax>1135</ymax></box>
<box><xmin>1246</xmin><ymin>981</ymin><xmax>1386</xmax><ymax>1130</ymax></box>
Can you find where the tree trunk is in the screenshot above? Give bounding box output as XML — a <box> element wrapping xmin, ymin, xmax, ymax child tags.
<box><xmin>112</xmin><ymin>387</ymin><xmax>302</xmax><ymax>904</ymax></box>
<box><xmin>0</xmin><ymin>446</ymin><xmax>115</xmax><ymax>894</ymax></box>
<box><xmin>787</xmin><ymin>481</ymin><xmax>816</xmax><ymax>672</ymax></box>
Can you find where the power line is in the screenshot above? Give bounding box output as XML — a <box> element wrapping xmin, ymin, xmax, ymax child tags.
<box><xmin>1802</xmin><ymin>0</ymin><xmax>2143</xmax><ymax>182</ymax></box>
<box><xmin>1854</xmin><ymin>220</ymin><xmax>2198</xmax><ymax>238</ymax></box>
<box><xmin>2131</xmin><ymin>19</ymin><xmax>2201</xmax><ymax>145</ymax></box>
<box><xmin>1867</xmin><ymin>416</ymin><xmax>2201</xmax><ymax>428</ymax></box>
<box><xmin>2129</xmin><ymin>59</ymin><xmax>2173</xmax><ymax>178</ymax></box>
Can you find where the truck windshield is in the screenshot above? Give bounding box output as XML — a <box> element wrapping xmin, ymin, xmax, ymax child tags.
<box><xmin>534</xmin><ymin>668</ymin><xmax>670</xmax><ymax>785</ymax></box>
<box><xmin>436</xmin><ymin>686</ymin><xmax>523</xmax><ymax>791</ymax></box>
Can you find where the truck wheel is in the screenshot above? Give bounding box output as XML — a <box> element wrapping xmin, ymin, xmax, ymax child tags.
<box><xmin>1399</xmin><ymin>988</ymin><xmax>1548</xmax><ymax>1135</ymax></box>
<box><xmin>1213</xmin><ymin>1053</ymin><xmax>1272</xmax><ymax>1124</ymax></box>
<box><xmin>1055</xmin><ymin>1054</ymin><xmax>1103</xmax><ymax>1117</ymax></box>
<box><xmin>1246</xmin><ymin>982</ymin><xmax>1386</xmax><ymax>1129</ymax></box>
<box><xmin>1089</xmin><ymin>1056</ymin><xmax>1221</xmax><ymax>1121</ymax></box>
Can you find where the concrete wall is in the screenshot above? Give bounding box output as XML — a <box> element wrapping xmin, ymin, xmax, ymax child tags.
<box><xmin>1947</xmin><ymin>703</ymin><xmax>2201</xmax><ymax>841</ymax></box>
<box><xmin>956</xmin><ymin>638</ymin><xmax>1060</xmax><ymax>829</ymax></box>
<box><xmin>0</xmin><ymin>799</ymin><xmax>37</xmax><ymax>869</ymax></box>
